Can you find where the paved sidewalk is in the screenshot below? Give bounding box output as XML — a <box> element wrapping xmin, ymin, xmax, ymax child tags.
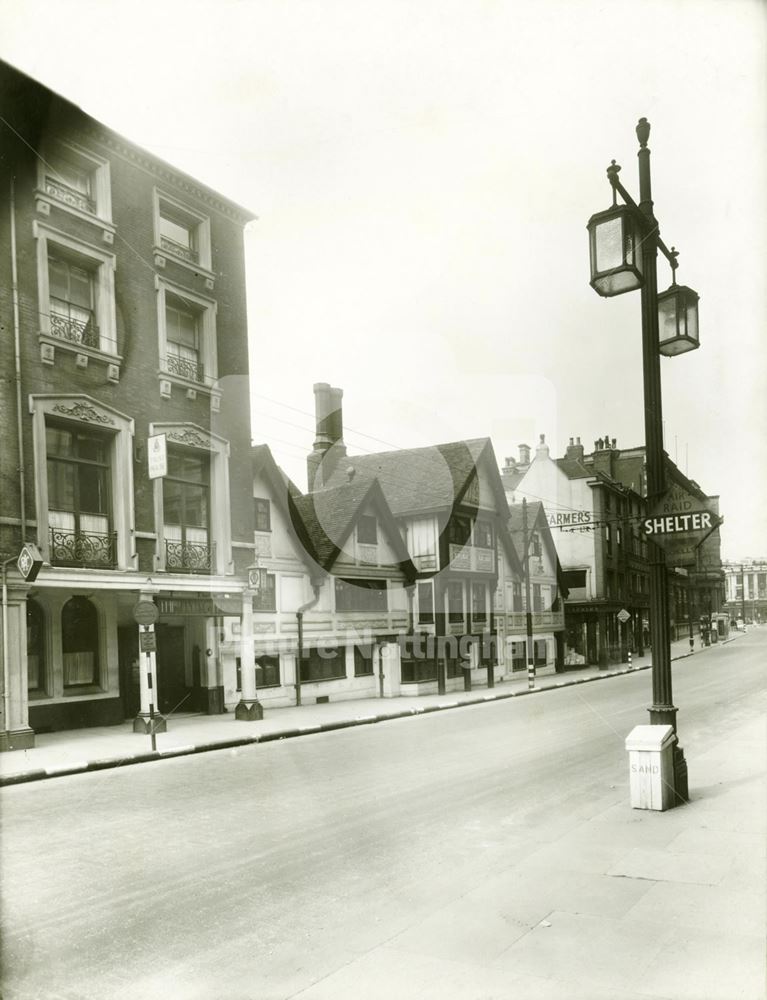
<box><xmin>0</xmin><ymin>634</ymin><xmax>734</xmax><ymax>785</ymax></box>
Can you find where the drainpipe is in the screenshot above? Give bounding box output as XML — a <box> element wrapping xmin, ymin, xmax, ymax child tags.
<box><xmin>10</xmin><ymin>178</ymin><xmax>27</xmax><ymax>541</ymax></box>
<box><xmin>295</xmin><ymin>579</ymin><xmax>322</xmax><ymax>707</ymax></box>
<box><xmin>2</xmin><ymin>556</ymin><xmax>16</xmax><ymax>734</ymax></box>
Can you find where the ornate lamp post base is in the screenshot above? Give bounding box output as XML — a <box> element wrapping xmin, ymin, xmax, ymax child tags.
<box><xmin>235</xmin><ymin>699</ymin><xmax>263</xmax><ymax>722</ymax></box>
<box><xmin>133</xmin><ymin>713</ymin><xmax>167</xmax><ymax>735</ymax></box>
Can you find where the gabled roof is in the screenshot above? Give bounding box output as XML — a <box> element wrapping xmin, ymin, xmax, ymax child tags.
<box><xmin>508</xmin><ymin>501</ymin><xmax>569</xmax><ymax>599</ymax></box>
<box><xmin>290</xmin><ymin>478</ymin><xmax>416</xmax><ymax>578</ymax></box>
<box><xmin>251</xmin><ymin>445</ymin><xmax>316</xmax><ymax>572</ymax></box>
<box><xmin>322</xmin><ymin>438</ymin><xmax>509</xmax><ymax>519</ymax></box>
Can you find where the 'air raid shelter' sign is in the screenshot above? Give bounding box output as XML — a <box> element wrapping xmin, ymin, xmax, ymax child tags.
<box><xmin>643</xmin><ymin>479</ymin><xmax>721</xmax><ymax>566</ymax></box>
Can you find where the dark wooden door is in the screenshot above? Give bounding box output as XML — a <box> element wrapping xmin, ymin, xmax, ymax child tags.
<box><xmin>156</xmin><ymin>625</ymin><xmax>191</xmax><ymax>715</ymax></box>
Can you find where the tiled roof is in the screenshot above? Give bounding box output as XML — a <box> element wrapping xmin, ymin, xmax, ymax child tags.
<box><xmin>323</xmin><ymin>438</ymin><xmax>498</xmax><ymax>515</ymax></box>
<box><xmin>555</xmin><ymin>458</ymin><xmax>596</xmax><ymax>480</ymax></box>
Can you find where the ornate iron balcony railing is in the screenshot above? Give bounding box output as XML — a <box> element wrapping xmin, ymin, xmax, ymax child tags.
<box><xmin>49</xmin><ymin>305</ymin><xmax>99</xmax><ymax>348</ymax></box>
<box><xmin>165</xmin><ymin>538</ymin><xmax>214</xmax><ymax>574</ymax></box>
<box><xmin>160</xmin><ymin>235</ymin><xmax>199</xmax><ymax>265</ymax></box>
<box><xmin>50</xmin><ymin>527</ymin><xmax>116</xmax><ymax>568</ymax></box>
<box><xmin>166</xmin><ymin>352</ymin><xmax>204</xmax><ymax>383</ymax></box>
<box><xmin>45</xmin><ymin>176</ymin><xmax>96</xmax><ymax>214</ymax></box>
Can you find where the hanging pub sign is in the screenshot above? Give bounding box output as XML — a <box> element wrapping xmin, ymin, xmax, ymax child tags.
<box><xmin>17</xmin><ymin>543</ymin><xmax>44</xmax><ymax>582</ymax></box>
<box><xmin>147</xmin><ymin>434</ymin><xmax>168</xmax><ymax>479</ymax></box>
<box><xmin>642</xmin><ymin>480</ymin><xmax>721</xmax><ymax>566</ymax></box>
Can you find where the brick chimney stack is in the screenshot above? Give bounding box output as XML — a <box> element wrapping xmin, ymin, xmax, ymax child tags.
<box><xmin>307</xmin><ymin>382</ymin><xmax>347</xmax><ymax>490</ymax></box>
<box><xmin>565</xmin><ymin>436</ymin><xmax>585</xmax><ymax>461</ymax></box>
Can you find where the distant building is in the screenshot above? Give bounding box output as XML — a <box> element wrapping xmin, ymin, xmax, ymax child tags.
<box><xmin>0</xmin><ymin>60</ymin><xmax>255</xmax><ymax>749</ymax></box>
<box><xmin>722</xmin><ymin>559</ymin><xmax>767</xmax><ymax>623</ymax></box>
<box><xmin>502</xmin><ymin>434</ymin><xmax>724</xmax><ymax>667</ymax></box>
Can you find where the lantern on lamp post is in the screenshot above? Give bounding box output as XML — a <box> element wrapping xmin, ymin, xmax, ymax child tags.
<box><xmin>587</xmin><ymin>177</ymin><xmax>645</xmax><ymax>296</ymax></box>
<box><xmin>658</xmin><ymin>265</ymin><xmax>700</xmax><ymax>355</ymax></box>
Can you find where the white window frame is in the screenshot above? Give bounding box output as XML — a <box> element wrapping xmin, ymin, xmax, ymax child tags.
<box><xmin>33</xmin><ymin>220</ymin><xmax>119</xmax><ymax>359</ymax></box>
<box><xmin>155</xmin><ymin>276</ymin><xmax>217</xmax><ymax>391</ymax></box>
<box><xmin>153</xmin><ymin>188</ymin><xmax>212</xmax><ymax>273</ymax></box>
<box><xmin>37</xmin><ymin>139</ymin><xmax>113</xmax><ymax>226</ymax></box>
<box><xmin>150</xmin><ymin>423</ymin><xmax>232</xmax><ymax>577</ymax></box>
<box><xmin>29</xmin><ymin>394</ymin><xmax>136</xmax><ymax>571</ymax></box>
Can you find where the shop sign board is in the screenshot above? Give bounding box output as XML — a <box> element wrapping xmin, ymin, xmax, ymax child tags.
<box><xmin>147</xmin><ymin>434</ymin><xmax>168</xmax><ymax>479</ymax></box>
<box><xmin>133</xmin><ymin>600</ymin><xmax>159</xmax><ymax>626</ymax></box>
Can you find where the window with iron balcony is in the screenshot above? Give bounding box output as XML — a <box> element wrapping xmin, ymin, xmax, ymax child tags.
<box><xmin>163</xmin><ymin>449</ymin><xmax>213</xmax><ymax>574</ymax></box>
<box><xmin>154</xmin><ymin>190</ymin><xmax>212</xmax><ymax>273</ymax></box>
<box><xmin>156</xmin><ymin>278</ymin><xmax>217</xmax><ymax>395</ymax></box>
<box><xmin>46</xmin><ymin>423</ymin><xmax>116</xmax><ymax>569</ymax></box>
<box><xmin>34</xmin><ymin>221</ymin><xmax>118</xmax><ymax>361</ymax></box>
<box><xmin>37</xmin><ymin>142</ymin><xmax>113</xmax><ymax>225</ymax></box>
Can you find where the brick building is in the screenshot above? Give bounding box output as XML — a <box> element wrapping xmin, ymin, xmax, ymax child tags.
<box><xmin>0</xmin><ymin>60</ymin><xmax>255</xmax><ymax>748</ymax></box>
<box><xmin>502</xmin><ymin>434</ymin><xmax>724</xmax><ymax>667</ymax></box>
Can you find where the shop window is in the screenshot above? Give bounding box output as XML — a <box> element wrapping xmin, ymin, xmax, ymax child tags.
<box><xmin>300</xmin><ymin>646</ymin><xmax>346</xmax><ymax>682</ymax></box>
<box><xmin>62</xmin><ymin>596</ymin><xmax>100</xmax><ymax>687</ymax></box>
<box><xmin>401</xmin><ymin>638</ymin><xmax>437</xmax><ymax>683</ymax></box>
<box><xmin>353</xmin><ymin>644</ymin><xmax>375</xmax><ymax>677</ymax></box>
<box><xmin>255</xmin><ymin>654</ymin><xmax>280</xmax><ymax>688</ymax></box>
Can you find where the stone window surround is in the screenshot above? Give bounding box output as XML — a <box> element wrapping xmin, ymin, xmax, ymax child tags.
<box><xmin>35</xmin><ymin>138</ymin><xmax>114</xmax><ymax>228</ymax></box>
<box><xmin>153</xmin><ymin>187</ymin><xmax>213</xmax><ymax>275</ymax></box>
<box><xmin>29</xmin><ymin>394</ymin><xmax>137</xmax><ymax>571</ymax></box>
<box><xmin>25</xmin><ymin>591</ymin><xmax>118</xmax><ymax>702</ymax></box>
<box><xmin>33</xmin><ymin>219</ymin><xmax>119</xmax><ymax>360</ymax></box>
<box><xmin>155</xmin><ymin>275</ymin><xmax>218</xmax><ymax>393</ymax></box>
<box><xmin>150</xmin><ymin>422</ymin><xmax>232</xmax><ymax>577</ymax></box>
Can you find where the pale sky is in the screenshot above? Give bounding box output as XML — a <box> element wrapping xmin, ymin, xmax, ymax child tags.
<box><xmin>1</xmin><ymin>0</ymin><xmax>765</xmax><ymax>559</ymax></box>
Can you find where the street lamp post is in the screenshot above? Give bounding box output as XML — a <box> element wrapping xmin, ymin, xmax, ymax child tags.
<box><xmin>588</xmin><ymin>118</ymin><xmax>698</xmax><ymax>805</ymax></box>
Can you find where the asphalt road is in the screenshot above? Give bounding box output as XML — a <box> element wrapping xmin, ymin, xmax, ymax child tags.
<box><xmin>1</xmin><ymin>631</ymin><xmax>765</xmax><ymax>1000</ymax></box>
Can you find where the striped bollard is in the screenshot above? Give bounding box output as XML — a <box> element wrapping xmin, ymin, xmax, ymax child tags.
<box><xmin>628</xmin><ymin>650</ymin><xmax>632</xmax><ymax>669</ymax></box>
<box><xmin>527</xmin><ymin>660</ymin><xmax>535</xmax><ymax>690</ymax></box>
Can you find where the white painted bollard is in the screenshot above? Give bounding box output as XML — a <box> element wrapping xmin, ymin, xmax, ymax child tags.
<box><xmin>625</xmin><ymin>725</ymin><xmax>676</xmax><ymax>811</ymax></box>
<box><xmin>628</xmin><ymin>650</ymin><xmax>632</xmax><ymax>669</ymax></box>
